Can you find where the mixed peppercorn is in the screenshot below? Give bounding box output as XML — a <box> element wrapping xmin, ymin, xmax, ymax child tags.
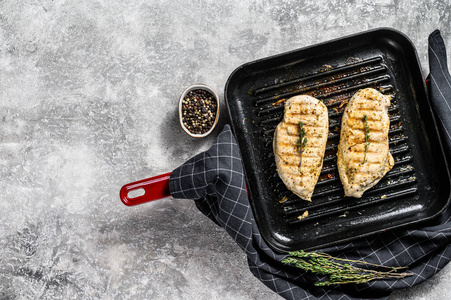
<box><xmin>181</xmin><ymin>89</ymin><xmax>217</xmax><ymax>135</ymax></box>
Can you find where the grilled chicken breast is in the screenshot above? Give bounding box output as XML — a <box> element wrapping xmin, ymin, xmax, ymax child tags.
<box><xmin>337</xmin><ymin>88</ymin><xmax>394</xmax><ymax>198</ymax></box>
<box><xmin>273</xmin><ymin>95</ymin><xmax>329</xmax><ymax>201</ymax></box>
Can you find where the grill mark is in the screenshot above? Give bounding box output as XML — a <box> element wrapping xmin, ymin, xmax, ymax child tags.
<box><xmin>283</xmin><ymin>173</ymin><xmax>320</xmax><ymax>179</ymax></box>
<box><xmin>346</xmin><ymin>112</ymin><xmax>385</xmax><ymax>120</ymax></box>
<box><xmin>281</xmin><ymin>132</ymin><xmax>326</xmax><ymax>139</ymax></box>
<box><xmin>344</xmin><ymin>137</ymin><xmax>389</xmax><ymax>145</ymax></box>
<box><xmin>347</xmin><ymin>159</ymin><xmax>389</xmax><ymax>167</ymax></box>
<box><xmin>284</xmin><ymin>113</ymin><xmax>323</xmax><ymax>119</ymax></box>
<box><xmin>279</xmin><ymin>156</ymin><xmax>323</xmax><ymax>162</ymax></box>
<box><xmin>347</xmin><ymin>125</ymin><xmax>385</xmax><ymax>133</ymax></box>
<box><xmin>277</xmin><ymin>145</ymin><xmax>325</xmax><ymax>151</ymax></box>
<box><xmin>285</xmin><ymin>122</ymin><xmax>326</xmax><ymax>128</ymax></box>
<box><xmin>347</xmin><ymin>115</ymin><xmax>388</xmax><ymax>122</ymax></box>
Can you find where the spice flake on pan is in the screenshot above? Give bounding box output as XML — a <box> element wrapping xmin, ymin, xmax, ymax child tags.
<box><xmin>273</xmin><ymin>95</ymin><xmax>329</xmax><ymax>201</ymax></box>
<box><xmin>337</xmin><ymin>88</ymin><xmax>394</xmax><ymax>198</ymax></box>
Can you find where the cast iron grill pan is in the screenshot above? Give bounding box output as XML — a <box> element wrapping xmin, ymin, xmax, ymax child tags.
<box><xmin>225</xmin><ymin>28</ymin><xmax>451</xmax><ymax>253</ymax></box>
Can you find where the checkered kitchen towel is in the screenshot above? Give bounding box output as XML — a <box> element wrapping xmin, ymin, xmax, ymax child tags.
<box><xmin>169</xmin><ymin>30</ymin><xmax>451</xmax><ymax>300</ymax></box>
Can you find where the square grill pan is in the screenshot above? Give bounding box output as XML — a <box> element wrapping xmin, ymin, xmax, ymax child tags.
<box><xmin>224</xmin><ymin>28</ymin><xmax>451</xmax><ymax>253</ymax></box>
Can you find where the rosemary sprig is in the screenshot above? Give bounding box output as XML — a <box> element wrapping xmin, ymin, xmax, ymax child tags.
<box><xmin>363</xmin><ymin>114</ymin><xmax>370</xmax><ymax>163</ymax></box>
<box><xmin>282</xmin><ymin>250</ymin><xmax>412</xmax><ymax>286</ymax></box>
<box><xmin>297</xmin><ymin>121</ymin><xmax>308</xmax><ymax>170</ymax></box>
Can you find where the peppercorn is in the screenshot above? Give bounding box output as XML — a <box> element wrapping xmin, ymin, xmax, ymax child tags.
<box><xmin>182</xmin><ymin>89</ymin><xmax>217</xmax><ymax>135</ymax></box>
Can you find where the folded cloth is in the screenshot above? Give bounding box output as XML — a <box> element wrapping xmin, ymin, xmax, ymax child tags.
<box><xmin>428</xmin><ymin>30</ymin><xmax>451</xmax><ymax>164</ymax></box>
<box><xmin>169</xmin><ymin>30</ymin><xmax>451</xmax><ymax>300</ymax></box>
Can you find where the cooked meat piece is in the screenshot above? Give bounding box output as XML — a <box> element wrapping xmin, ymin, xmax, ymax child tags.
<box><xmin>273</xmin><ymin>95</ymin><xmax>329</xmax><ymax>201</ymax></box>
<box><xmin>337</xmin><ymin>88</ymin><xmax>394</xmax><ymax>198</ymax></box>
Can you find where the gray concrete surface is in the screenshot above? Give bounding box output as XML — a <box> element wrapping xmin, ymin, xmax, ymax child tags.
<box><xmin>1</xmin><ymin>0</ymin><xmax>451</xmax><ymax>299</ymax></box>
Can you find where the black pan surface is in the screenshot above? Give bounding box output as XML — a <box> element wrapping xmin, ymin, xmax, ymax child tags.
<box><xmin>224</xmin><ymin>28</ymin><xmax>451</xmax><ymax>253</ymax></box>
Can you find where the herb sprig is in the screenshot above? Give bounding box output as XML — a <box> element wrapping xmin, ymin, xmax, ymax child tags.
<box><xmin>297</xmin><ymin>121</ymin><xmax>308</xmax><ymax>170</ymax></box>
<box><xmin>282</xmin><ymin>250</ymin><xmax>412</xmax><ymax>286</ymax></box>
<box><xmin>363</xmin><ymin>115</ymin><xmax>370</xmax><ymax>163</ymax></box>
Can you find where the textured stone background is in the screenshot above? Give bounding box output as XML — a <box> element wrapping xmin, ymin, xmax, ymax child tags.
<box><xmin>1</xmin><ymin>0</ymin><xmax>451</xmax><ymax>299</ymax></box>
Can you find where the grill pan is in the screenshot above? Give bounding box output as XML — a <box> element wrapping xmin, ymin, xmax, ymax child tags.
<box><xmin>224</xmin><ymin>28</ymin><xmax>451</xmax><ymax>253</ymax></box>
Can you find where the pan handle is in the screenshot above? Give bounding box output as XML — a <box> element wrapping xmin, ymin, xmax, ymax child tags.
<box><xmin>120</xmin><ymin>172</ymin><xmax>171</xmax><ymax>206</ymax></box>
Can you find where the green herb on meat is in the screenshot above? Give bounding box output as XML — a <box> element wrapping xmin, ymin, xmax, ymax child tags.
<box><xmin>282</xmin><ymin>250</ymin><xmax>412</xmax><ymax>286</ymax></box>
<box><xmin>297</xmin><ymin>121</ymin><xmax>308</xmax><ymax>170</ymax></box>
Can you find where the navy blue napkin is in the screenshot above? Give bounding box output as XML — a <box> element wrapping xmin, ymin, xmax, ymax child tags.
<box><xmin>169</xmin><ymin>30</ymin><xmax>451</xmax><ymax>300</ymax></box>
<box><xmin>428</xmin><ymin>29</ymin><xmax>451</xmax><ymax>164</ymax></box>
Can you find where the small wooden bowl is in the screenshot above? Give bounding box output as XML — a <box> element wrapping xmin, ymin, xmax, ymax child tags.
<box><xmin>178</xmin><ymin>84</ymin><xmax>220</xmax><ymax>138</ymax></box>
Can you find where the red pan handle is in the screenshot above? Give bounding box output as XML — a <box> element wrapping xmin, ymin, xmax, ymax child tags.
<box><xmin>120</xmin><ymin>172</ymin><xmax>171</xmax><ymax>206</ymax></box>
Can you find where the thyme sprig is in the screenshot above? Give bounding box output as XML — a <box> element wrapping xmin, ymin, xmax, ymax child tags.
<box><xmin>282</xmin><ymin>250</ymin><xmax>412</xmax><ymax>286</ymax></box>
<box><xmin>363</xmin><ymin>115</ymin><xmax>371</xmax><ymax>163</ymax></box>
<box><xmin>297</xmin><ymin>121</ymin><xmax>308</xmax><ymax>170</ymax></box>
